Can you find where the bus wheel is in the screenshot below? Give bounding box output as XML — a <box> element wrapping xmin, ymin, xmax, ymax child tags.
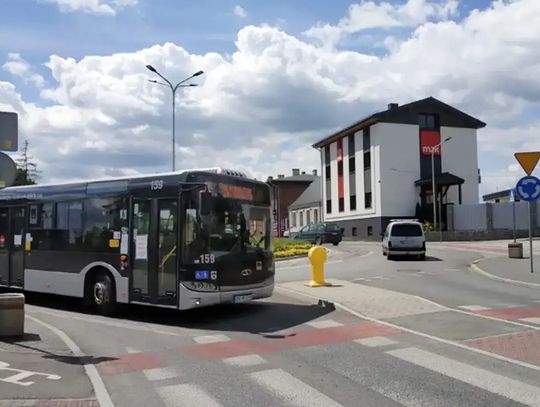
<box><xmin>91</xmin><ymin>273</ymin><xmax>116</xmax><ymax>315</ymax></box>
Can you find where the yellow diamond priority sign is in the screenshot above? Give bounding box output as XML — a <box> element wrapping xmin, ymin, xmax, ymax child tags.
<box><xmin>514</xmin><ymin>152</ymin><xmax>540</xmax><ymax>176</ymax></box>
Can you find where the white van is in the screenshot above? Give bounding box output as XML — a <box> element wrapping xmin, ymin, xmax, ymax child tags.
<box><xmin>382</xmin><ymin>220</ymin><xmax>426</xmax><ymax>260</ymax></box>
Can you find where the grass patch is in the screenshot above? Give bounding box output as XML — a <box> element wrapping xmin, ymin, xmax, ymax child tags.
<box><xmin>273</xmin><ymin>238</ymin><xmax>313</xmax><ymax>258</ymax></box>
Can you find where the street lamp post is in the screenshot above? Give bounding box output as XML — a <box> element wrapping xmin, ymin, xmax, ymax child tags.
<box><xmin>146</xmin><ymin>65</ymin><xmax>204</xmax><ymax>172</ymax></box>
<box><xmin>431</xmin><ymin>136</ymin><xmax>452</xmax><ymax>241</ymax></box>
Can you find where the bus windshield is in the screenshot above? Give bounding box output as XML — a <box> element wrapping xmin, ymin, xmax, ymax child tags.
<box><xmin>183</xmin><ymin>193</ymin><xmax>271</xmax><ymax>264</ymax></box>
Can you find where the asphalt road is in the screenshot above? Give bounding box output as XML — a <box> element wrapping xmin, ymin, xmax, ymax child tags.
<box><xmin>277</xmin><ymin>242</ymin><xmax>540</xmax><ymax>308</ymax></box>
<box><xmin>2</xmin><ymin>242</ymin><xmax>540</xmax><ymax>406</ymax></box>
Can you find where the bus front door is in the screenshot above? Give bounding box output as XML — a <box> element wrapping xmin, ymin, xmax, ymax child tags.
<box><xmin>9</xmin><ymin>206</ymin><xmax>25</xmax><ymax>288</ymax></box>
<box><xmin>131</xmin><ymin>198</ymin><xmax>178</xmax><ymax>306</ymax></box>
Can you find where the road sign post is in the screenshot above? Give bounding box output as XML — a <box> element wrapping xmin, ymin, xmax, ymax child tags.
<box><xmin>515</xmin><ymin>175</ymin><xmax>540</xmax><ymax>273</ymax></box>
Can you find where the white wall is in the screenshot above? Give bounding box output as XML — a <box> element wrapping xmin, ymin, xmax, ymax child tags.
<box><xmin>321</xmin><ymin>122</ymin><xmax>481</xmax><ymax>221</ymax></box>
<box><xmin>441</xmin><ymin>126</ymin><xmax>479</xmax><ymax>205</ymax></box>
<box><xmin>324</xmin><ymin>129</ymin><xmax>379</xmax><ymax>221</ymax></box>
<box><xmin>330</xmin><ymin>142</ymin><xmax>338</xmax><ymax>215</ymax></box>
<box><xmin>290</xmin><ymin>206</ymin><xmax>321</xmax><ymax>228</ymax></box>
<box><xmin>377</xmin><ymin>123</ymin><xmax>420</xmax><ymax>217</ymax></box>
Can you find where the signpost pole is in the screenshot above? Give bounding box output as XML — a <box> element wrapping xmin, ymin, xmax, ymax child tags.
<box><xmin>529</xmin><ymin>202</ymin><xmax>534</xmax><ymax>273</ymax></box>
<box><xmin>512</xmin><ymin>199</ymin><xmax>516</xmax><ymax>243</ymax></box>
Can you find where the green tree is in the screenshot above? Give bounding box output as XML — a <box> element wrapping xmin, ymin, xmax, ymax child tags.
<box><xmin>14</xmin><ymin>140</ymin><xmax>40</xmax><ymax>186</ymax></box>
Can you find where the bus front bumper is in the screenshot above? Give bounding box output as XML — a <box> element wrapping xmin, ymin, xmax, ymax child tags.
<box><xmin>178</xmin><ymin>280</ymin><xmax>274</xmax><ymax>310</ymax></box>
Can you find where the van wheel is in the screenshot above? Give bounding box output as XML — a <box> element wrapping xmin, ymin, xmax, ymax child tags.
<box><xmin>419</xmin><ymin>253</ymin><xmax>426</xmax><ymax>261</ymax></box>
<box><xmin>332</xmin><ymin>241</ymin><xmax>339</xmax><ymax>246</ymax></box>
<box><xmin>315</xmin><ymin>237</ymin><xmax>322</xmax><ymax>245</ymax></box>
<box><xmin>90</xmin><ymin>273</ymin><xmax>116</xmax><ymax>316</ymax></box>
<box><xmin>387</xmin><ymin>253</ymin><xmax>394</xmax><ymax>261</ymax></box>
<box><xmin>382</xmin><ymin>248</ymin><xmax>387</xmax><ymax>256</ymax></box>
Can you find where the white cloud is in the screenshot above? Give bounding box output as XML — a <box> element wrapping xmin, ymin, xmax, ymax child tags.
<box><xmin>304</xmin><ymin>0</ymin><xmax>458</xmax><ymax>46</ymax></box>
<box><xmin>2</xmin><ymin>53</ymin><xmax>45</xmax><ymax>88</ymax></box>
<box><xmin>233</xmin><ymin>5</ymin><xmax>247</xmax><ymax>18</ymax></box>
<box><xmin>1</xmin><ymin>0</ymin><xmax>540</xmax><ymax>196</ymax></box>
<box><xmin>40</xmin><ymin>0</ymin><xmax>138</xmax><ymax>16</ymax></box>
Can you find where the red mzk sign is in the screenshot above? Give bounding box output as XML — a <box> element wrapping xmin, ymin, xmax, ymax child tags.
<box><xmin>420</xmin><ymin>130</ymin><xmax>441</xmax><ymax>156</ymax></box>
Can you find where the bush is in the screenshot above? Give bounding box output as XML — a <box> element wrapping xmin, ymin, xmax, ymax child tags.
<box><xmin>273</xmin><ymin>238</ymin><xmax>312</xmax><ymax>253</ymax></box>
<box><xmin>272</xmin><ymin>238</ymin><xmax>312</xmax><ymax>258</ymax></box>
<box><xmin>274</xmin><ymin>247</ymin><xmax>311</xmax><ymax>258</ymax></box>
<box><xmin>422</xmin><ymin>222</ymin><xmax>434</xmax><ymax>232</ymax></box>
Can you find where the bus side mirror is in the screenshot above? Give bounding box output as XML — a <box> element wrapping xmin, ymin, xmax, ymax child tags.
<box><xmin>200</xmin><ymin>191</ymin><xmax>212</xmax><ymax>215</ymax></box>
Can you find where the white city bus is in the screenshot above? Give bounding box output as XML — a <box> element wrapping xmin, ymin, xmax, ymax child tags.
<box><xmin>0</xmin><ymin>168</ymin><xmax>274</xmax><ymax>314</ymax></box>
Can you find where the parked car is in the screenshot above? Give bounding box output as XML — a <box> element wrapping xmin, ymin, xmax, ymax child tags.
<box><xmin>293</xmin><ymin>222</ymin><xmax>342</xmax><ymax>245</ymax></box>
<box><xmin>283</xmin><ymin>226</ymin><xmax>301</xmax><ymax>238</ymax></box>
<box><xmin>382</xmin><ymin>220</ymin><xmax>425</xmax><ymax>260</ymax></box>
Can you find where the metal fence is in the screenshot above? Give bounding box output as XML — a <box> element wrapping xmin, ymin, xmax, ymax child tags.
<box><xmin>452</xmin><ymin>201</ymin><xmax>537</xmax><ymax>232</ymax></box>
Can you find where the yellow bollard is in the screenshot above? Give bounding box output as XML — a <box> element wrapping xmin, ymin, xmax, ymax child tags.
<box><xmin>305</xmin><ymin>246</ymin><xmax>332</xmax><ymax>287</ymax></box>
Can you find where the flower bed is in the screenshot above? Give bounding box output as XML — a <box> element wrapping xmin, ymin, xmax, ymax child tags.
<box><xmin>273</xmin><ymin>238</ymin><xmax>312</xmax><ymax>258</ymax></box>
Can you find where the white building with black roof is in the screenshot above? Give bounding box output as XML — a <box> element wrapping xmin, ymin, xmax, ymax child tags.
<box><xmin>312</xmin><ymin>96</ymin><xmax>486</xmax><ymax>239</ymax></box>
<box><xmin>288</xmin><ymin>177</ymin><xmax>322</xmax><ymax>231</ymax></box>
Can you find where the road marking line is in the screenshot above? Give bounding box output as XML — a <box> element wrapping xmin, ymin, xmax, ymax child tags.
<box><xmin>125</xmin><ymin>347</ymin><xmax>140</xmax><ymax>354</ymax></box>
<box><xmin>26</xmin><ymin>314</ymin><xmax>114</xmax><ymax>407</ymax></box>
<box><xmin>142</xmin><ymin>367</ymin><xmax>178</xmax><ymax>381</ymax></box>
<box><xmin>353</xmin><ymin>336</ymin><xmax>397</xmax><ymax>347</ymax></box>
<box><xmin>369</xmin><ymin>276</ymin><xmax>389</xmax><ymax>280</ymax></box>
<box><xmin>193</xmin><ymin>334</ymin><xmax>230</xmax><ymax>344</ymax></box>
<box><xmin>387</xmin><ymin>347</ymin><xmax>540</xmax><ymax>406</ymax></box>
<box><xmin>223</xmin><ymin>354</ymin><xmax>266</xmax><ymax>367</ymax></box>
<box><xmin>444</xmin><ymin>268</ymin><xmax>462</xmax><ymax>272</ymax></box>
<box><xmin>249</xmin><ymin>368</ymin><xmax>343</xmax><ymax>407</ymax></box>
<box><xmin>157</xmin><ymin>383</ymin><xmax>222</xmax><ymax>407</ymax></box>
<box><xmin>458</xmin><ymin>305</ymin><xmax>492</xmax><ymax>311</ymax></box>
<box><xmin>519</xmin><ymin>317</ymin><xmax>540</xmax><ymax>325</ymax></box>
<box><xmin>305</xmin><ymin>320</ymin><xmax>343</xmax><ymax>329</ymax></box>
<box><xmin>276</xmin><ymin>286</ymin><xmax>540</xmax><ymax>373</ymax></box>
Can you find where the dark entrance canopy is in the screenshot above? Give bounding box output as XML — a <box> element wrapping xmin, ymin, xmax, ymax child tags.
<box><xmin>414</xmin><ymin>172</ymin><xmax>464</xmax><ymax>187</ymax></box>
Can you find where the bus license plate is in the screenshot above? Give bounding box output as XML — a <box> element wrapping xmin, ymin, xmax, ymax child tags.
<box><xmin>234</xmin><ymin>294</ymin><xmax>253</xmax><ymax>303</ymax></box>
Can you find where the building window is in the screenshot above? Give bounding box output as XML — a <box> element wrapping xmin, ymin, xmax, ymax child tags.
<box><xmin>324</xmin><ymin>145</ymin><xmax>331</xmax><ymax>180</ymax></box>
<box><xmin>352</xmin><ymin>227</ymin><xmax>357</xmax><ymax>237</ymax></box>
<box><xmin>326</xmin><ymin>200</ymin><xmax>331</xmax><ymax>214</ymax></box>
<box><xmin>292</xmin><ymin>212</ymin><xmax>296</xmax><ymax>227</ymax></box>
<box><xmin>419</xmin><ymin>114</ymin><xmax>437</xmax><ymax>130</ymax></box>
<box><xmin>314</xmin><ymin>208</ymin><xmax>319</xmax><ymax>223</ymax></box>
<box><xmin>350</xmin><ymin>195</ymin><xmax>357</xmax><ymax>211</ymax></box>
<box><xmin>365</xmin><ymin>192</ymin><xmax>372</xmax><ymax>209</ymax></box>
<box><xmin>337</xmin><ymin>161</ymin><xmax>343</xmax><ymax>176</ymax></box>
<box><xmin>363</xmin><ymin>151</ymin><xmax>371</xmax><ymax>170</ymax></box>
<box><xmin>300</xmin><ymin>211</ymin><xmax>304</xmax><ymax>227</ymax></box>
<box><xmin>348</xmin><ymin>135</ymin><xmax>355</xmax><ymax>157</ymax></box>
<box><xmin>338</xmin><ymin>198</ymin><xmax>344</xmax><ymax>212</ymax></box>
<box><xmin>363</xmin><ymin>127</ymin><xmax>370</xmax><ymax>150</ymax></box>
<box><xmin>306</xmin><ymin>211</ymin><xmax>311</xmax><ymax>225</ymax></box>
<box><xmin>367</xmin><ymin>226</ymin><xmax>373</xmax><ymax>236</ymax></box>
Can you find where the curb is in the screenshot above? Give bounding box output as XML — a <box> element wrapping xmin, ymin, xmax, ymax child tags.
<box><xmin>0</xmin><ymin>398</ymin><xmax>99</xmax><ymax>407</ymax></box>
<box><xmin>275</xmin><ymin>255</ymin><xmax>307</xmax><ymax>262</ymax></box>
<box><xmin>469</xmin><ymin>262</ymin><xmax>540</xmax><ymax>289</ymax></box>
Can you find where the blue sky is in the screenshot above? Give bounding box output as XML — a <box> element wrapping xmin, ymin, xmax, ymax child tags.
<box><xmin>0</xmin><ymin>0</ymin><xmax>539</xmax><ymax>195</ymax></box>
<box><xmin>1</xmin><ymin>0</ymin><xmax>492</xmax><ymax>82</ymax></box>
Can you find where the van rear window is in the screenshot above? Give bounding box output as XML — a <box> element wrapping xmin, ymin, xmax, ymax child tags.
<box><xmin>392</xmin><ymin>224</ymin><xmax>423</xmax><ymax>237</ymax></box>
